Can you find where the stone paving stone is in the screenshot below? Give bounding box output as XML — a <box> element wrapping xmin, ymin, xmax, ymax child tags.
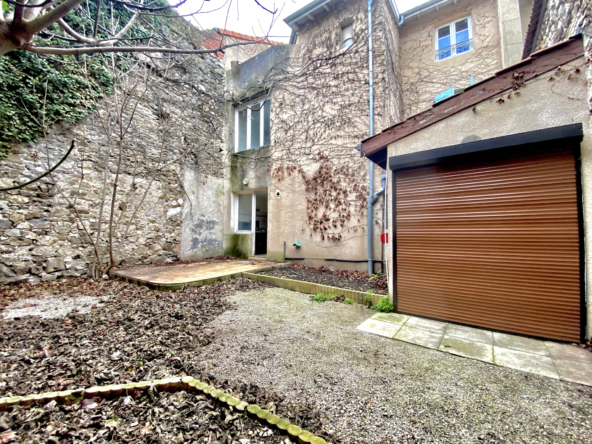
<box><xmin>371</xmin><ymin>313</ymin><xmax>409</xmax><ymax>325</ymax></box>
<box><xmin>446</xmin><ymin>324</ymin><xmax>493</xmax><ymax>345</ymax></box>
<box><xmin>493</xmin><ymin>332</ymin><xmax>549</xmax><ymax>356</ymax></box>
<box><xmin>553</xmin><ymin>358</ymin><xmax>592</xmax><ymax>386</ymax></box>
<box><xmin>545</xmin><ymin>341</ymin><xmax>592</xmax><ymax>363</ymax></box>
<box><xmin>405</xmin><ymin>317</ymin><xmax>447</xmax><ymax>333</ymax></box>
<box><xmin>440</xmin><ymin>336</ymin><xmax>493</xmax><ymax>363</ymax></box>
<box><xmin>395</xmin><ymin>326</ymin><xmax>443</xmax><ymax>349</ymax></box>
<box><xmin>493</xmin><ymin>347</ymin><xmax>559</xmax><ymax>379</ymax></box>
<box><xmin>113</xmin><ymin>261</ymin><xmax>284</xmax><ymax>286</ymax></box>
<box><xmin>357</xmin><ymin>319</ymin><xmax>401</xmax><ymax>338</ymax></box>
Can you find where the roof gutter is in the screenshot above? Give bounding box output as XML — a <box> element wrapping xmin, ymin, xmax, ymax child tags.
<box><xmin>284</xmin><ymin>0</ymin><xmax>333</xmax><ymax>30</ymax></box>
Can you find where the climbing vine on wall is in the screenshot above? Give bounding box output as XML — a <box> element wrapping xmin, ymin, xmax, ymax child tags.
<box><xmin>271</xmin><ymin>153</ymin><xmax>369</xmax><ymax>242</ymax></box>
<box><xmin>0</xmin><ymin>0</ymin><xmax>175</xmax><ymax>158</ymax></box>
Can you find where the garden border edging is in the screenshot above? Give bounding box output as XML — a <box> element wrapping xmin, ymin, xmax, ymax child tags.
<box><xmin>0</xmin><ymin>376</ymin><xmax>331</xmax><ymax>444</ymax></box>
<box><xmin>242</xmin><ymin>272</ymin><xmax>385</xmax><ymax>305</ymax></box>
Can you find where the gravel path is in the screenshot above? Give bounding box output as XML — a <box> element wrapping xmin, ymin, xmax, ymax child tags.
<box><xmin>196</xmin><ymin>288</ymin><xmax>592</xmax><ymax>444</ymax></box>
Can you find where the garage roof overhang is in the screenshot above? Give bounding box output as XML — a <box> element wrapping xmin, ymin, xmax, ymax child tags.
<box><xmin>388</xmin><ymin>123</ymin><xmax>584</xmax><ymax>171</ymax></box>
<box><xmin>360</xmin><ymin>35</ymin><xmax>584</xmax><ymax>170</ymax></box>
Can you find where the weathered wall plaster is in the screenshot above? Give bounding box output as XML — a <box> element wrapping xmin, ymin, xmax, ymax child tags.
<box><xmin>497</xmin><ymin>0</ymin><xmax>526</xmax><ymax>67</ymax></box>
<box><xmin>399</xmin><ymin>0</ymin><xmax>503</xmax><ymax>118</ymax></box>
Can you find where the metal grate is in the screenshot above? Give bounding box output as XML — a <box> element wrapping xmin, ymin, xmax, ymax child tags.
<box><xmin>436</xmin><ymin>39</ymin><xmax>474</xmax><ymax>60</ymax></box>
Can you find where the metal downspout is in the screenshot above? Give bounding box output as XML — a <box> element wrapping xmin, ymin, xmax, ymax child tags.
<box><xmin>367</xmin><ymin>0</ymin><xmax>374</xmax><ymax>276</ymax></box>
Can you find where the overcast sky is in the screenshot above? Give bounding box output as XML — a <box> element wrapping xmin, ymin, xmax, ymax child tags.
<box><xmin>173</xmin><ymin>0</ymin><xmax>426</xmax><ymax>43</ymax></box>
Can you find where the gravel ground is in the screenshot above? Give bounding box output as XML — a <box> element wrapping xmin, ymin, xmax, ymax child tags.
<box><xmin>196</xmin><ymin>288</ymin><xmax>592</xmax><ymax>444</ymax></box>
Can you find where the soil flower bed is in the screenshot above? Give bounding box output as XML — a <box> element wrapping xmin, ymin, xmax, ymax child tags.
<box><xmin>0</xmin><ymin>388</ymin><xmax>285</xmax><ymax>444</ymax></box>
<box><xmin>258</xmin><ymin>265</ymin><xmax>387</xmax><ymax>295</ymax></box>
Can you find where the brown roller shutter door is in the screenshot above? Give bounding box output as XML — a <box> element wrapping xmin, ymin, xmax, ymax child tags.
<box><xmin>395</xmin><ymin>148</ymin><xmax>581</xmax><ymax>342</ymax></box>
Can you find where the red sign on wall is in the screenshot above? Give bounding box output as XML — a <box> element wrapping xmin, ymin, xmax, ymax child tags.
<box><xmin>380</xmin><ymin>233</ymin><xmax>388</xmax><ymax>244</ymax></box>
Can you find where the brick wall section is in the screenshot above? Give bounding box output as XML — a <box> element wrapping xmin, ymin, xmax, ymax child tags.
<box><xmin>0</xmin><ymin>54</ymin><xmax>225</xmax><ymax>284</ymax></box>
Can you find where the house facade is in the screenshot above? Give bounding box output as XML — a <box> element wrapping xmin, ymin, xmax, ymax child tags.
<box><xmin>361</xmin><ymin>0</ymin><xmax>592</xmax><ymax>341</ymax></box>
<box><xmin>220</xmin><ymin>0</ymin><xmax>536</xmax><ymax>273</ymax></box>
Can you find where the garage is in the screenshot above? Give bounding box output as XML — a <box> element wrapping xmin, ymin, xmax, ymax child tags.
<box><xmin>361</xmin><ymin>37</ymin><xmax>590</xmax><ymax>342</ymax></box>
<box><xmin>394</xmin><ymin>144</ymin><xmax>582</xmax><ymax>342</ymax></box>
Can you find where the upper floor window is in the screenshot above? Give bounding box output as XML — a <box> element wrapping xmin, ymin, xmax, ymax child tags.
<box><xmin>436</xmin><ymin>17</ymin><xmax>473</xmax><ymax>61</ymax></box>
<box><xmin>341</xmin><ymin>22</ymin><xmax>354</xmax><ymax>49</ymax></box>
<box><xmin>235</xmin><ymin>98</ymin><xmax>271</xmax><ymax>152</ymax></box>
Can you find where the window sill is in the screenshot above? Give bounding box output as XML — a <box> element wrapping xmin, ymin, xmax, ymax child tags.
<box><xmin>235</xmin><ymin>230</ymin><xmax>254</xmax><ymax>235</ymax></box>
<box><xmin>233</xmin><ymin>145</ymin><xmax>272</xmax><ymax>155</ymax></box>
<box><xmin>435</xmin><ymin>49</ymin><xmax>474</xmax><ymax>63</ymax></box>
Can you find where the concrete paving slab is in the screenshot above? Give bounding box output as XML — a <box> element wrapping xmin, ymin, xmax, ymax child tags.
<box><xmin>493</xmin><ymin>347</ymin><xmax>559</xmax><ymax>379</ymax></box>
<box><xmin>493</xmin><ymin>332</ymin><xmax>550</xmax><ymax>356</ymax></box>
<box><xmin>446</xmin><ymin>324</ymin><xmax>493</xmax><ymax>345</ymax></box>
<box><xmin>440</xmin><ymin>336</ymin><xmax>493</xmax><ymax>363</ymax></box>
<box><xmin>371</xmin><ymin>312</ymin><xmax>409</xmax><ymax>325</ymax></box>
<box><xmin>395</xmin><ymin>326</ymin><xmax>443</xmax><ymax>349</ymax></box>
<box><xmin>112</xmin><ymin>260</ymin><xmax>286</xmax><ymax>289</ymax></box>
<box><xmin>553</xmin><ymin>358</ymin><xmax>592</xmax><ymax>386</ymax></box>
<box><xmin>357</xmin><ymin>319</ymin><xmax>401</xmax><ymax>338</ymax></box>
<box><xmin>405</xmin><ymin>316</ymin><xmax>447</xmax><ymax>333</ymax></box>
<box><xmin>545</xmin><ymin>342</ymin><xmax>592</xmax><ymax>363</ymax></box>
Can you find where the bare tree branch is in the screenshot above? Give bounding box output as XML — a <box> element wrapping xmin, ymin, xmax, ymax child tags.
<box><xmin>26</xmin><ymin>0</ymin><xmax>86</xmax><ymax>35</ymax></box>
<box><xmin>25</xmin><ymin>38</ymin><xmax>272</xmax><ymax>55</ymax></box>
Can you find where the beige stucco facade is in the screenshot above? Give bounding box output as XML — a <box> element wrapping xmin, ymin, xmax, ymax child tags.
<box><xmin>399</xmin><ymin>0</ymin><xmax>503</xmax><ymax>118</ymax></box>
<box><xmin>223</xmin><ymin>0</ymin><xmax>401</xmax><ymax>271</ymax></box>
<box><xmin>385</xmin><ymin>53</ymin><xmax>592</xmax><ymax>339</ymax></box>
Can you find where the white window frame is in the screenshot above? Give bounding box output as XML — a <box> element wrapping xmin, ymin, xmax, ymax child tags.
<box><xmin>234</xmin><ymin>192</ymin><xmax>256</xmax><ymax>234</ymax></box>
<box><xmin>435</xmin><ymin>16</ymin><xmax>473</xmax><ymax>61</ymax></box>
<box><xmin>340</xmin><ymin>23</ymin><xmax>354</xmax><ymax>50</ymax></box>
<box><xmin>234</xmin><ymin>98</ymin><xmax>270</xmax><ymax>153</ymax></box>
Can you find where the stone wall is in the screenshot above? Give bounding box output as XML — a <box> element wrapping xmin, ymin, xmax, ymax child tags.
<box><xmin>536</xmin><ymin>0</ymin><xmax>591</xmax><ymax>50</ymax></box>
<box><xmin>399</xmin><ymin>0</ymin><xmax>503</xmax><ymax>118</ymax></box>
<box><xmin>0</xmin><ymin>53</ymin><xmax>225</xmax><ymax>284</ymax></box>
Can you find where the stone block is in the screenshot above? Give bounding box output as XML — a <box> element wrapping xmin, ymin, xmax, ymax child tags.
<box><xmin>46</xmin><ymin>257</ymin><xmax>66</xmax><ymax>273</ymax></box>
<box><xmin>0</xmin><ymin>264</ymin><xmax>16</xmax><ymax>278</ymax></box>
<box><xmin>9</xmin><ymin>213</ymin><xmax>24</xmax><ymax>223</ymax></box>
<box><xmin>0</xmin><ymin>219</ymin><xmax>12</xmax><ymax>230</ymax></box>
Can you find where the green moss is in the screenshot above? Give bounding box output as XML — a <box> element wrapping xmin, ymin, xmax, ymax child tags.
<box><xmin>225</xmin><ymin>234</ymin><xmax>251</xmax><ymax>259</ymax></box>
<box><xmin>266</xmin><ymin>250</ymin><xmax>285</xmax><ymax>262</ymax></box>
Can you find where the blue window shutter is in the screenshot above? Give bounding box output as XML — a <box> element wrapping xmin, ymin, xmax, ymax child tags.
<box><xmin>434</xmin><ymin>87</ymin><xmax>455</xmax><ymax>103</ymax></box>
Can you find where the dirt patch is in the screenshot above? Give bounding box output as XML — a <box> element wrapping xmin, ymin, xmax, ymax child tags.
<box><xmin>0</xmin><ymin>276</ymin><xmax>266</xmax><ymax>398</ymax></box>
<box><xmin>259</xmin><ymin>265</ymin><xmax>387</xmax><ymax>295</ymax></box>
<box><xmin>0</xmin><ymin>389</ymin><xmax>285</xmax><ymax>444</ymax></box>
<box><xmin>3</xmin><ymin>295</ymin><xmax>108</xmax><ymax>320</ymax></box>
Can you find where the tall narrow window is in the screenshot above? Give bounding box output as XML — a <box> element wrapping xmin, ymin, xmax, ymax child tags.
<box><xmin>234</xmin><ymin>98</ymin><xmax>271</xmax><ymax>152</ymax></box>
<box><xmin>263</xmin><ymin>99</ymin><xmax>271</xmax><ymax>146</ymax></box>
<box><xmin>436</xmin><ymin>17</ymin><xmax>473</xmax><ymax>61</ymax></box>
<box><xmin>237</xmin><ymin>194</ymin><xmax>253</xmax><ymax>232</ymax></box>
<box><xmin>341</xmin><ymin>23</ymin><xmax>354</xmax><ymax>49</ymax></box>
<box><xmin>250</xmin><ymin>102</ymin><xmax>261</xmax><ymax>149</ymax></box>
<box><xmin>237</xmin><ymin>108</ymin><xmax>247</xmax><ymax>152</ymax></box>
